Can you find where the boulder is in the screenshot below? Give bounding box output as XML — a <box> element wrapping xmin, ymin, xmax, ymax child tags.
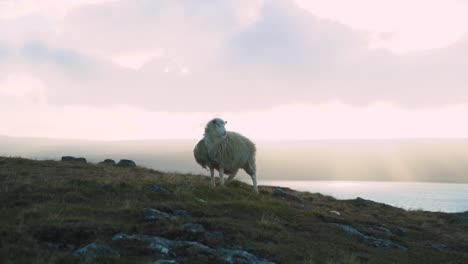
<box><xmin>117</xmin><ymin>159</ymin><xmax>136</xmax><ymax>167</ymax></box>
<box><xmin>72</xmin><ymin>242</ymin><xmax>119</xmax><ymax>258</ymax></box>
<box><xmin>430</xmin><ymin>243</ymin><xmax>451</xmax><ymax>251</ymax></box>
<box><xmin>61</xmin><ymin>156</ymin><xmax>87</xmax><ymax>163</ymax></box>
<box><xmin>173</xmin><ymin>209</ymin><xmax>191</xmax><ymax>218</ymax></box>
<box><xmin>417</xmin><ymin>241</ymin><xmax>466</xmax><ymax>253</ymax></box>
<box><xmin>112</xmin><ymin>233</ymin><xmax>275</xmax><ymax>264</ymax></box>
<box><xmin>353</xmin><ymin>197</ymin><xmax>373</xmax><ymax>207</ymax></box>
<box><xmin>395</xmin><ymin>227</ymin><xmax>410</xmax><ymax>235</ymax></box>
<box><xmin>351</xmin><ymin>197</ymin><xmax>394</xmax><ymax>209</ymax></box>
<box><xmin>99</xmin><ymin>159</ymin><xmax>116</xmax><ymax>165</ymax></box>
<box><xmin>272</xmin><ymin>188</ymin><xmax>304</xmax><ymax>203</ymax></box>
<box><xmin>150</xmin><ymin>260</ymin><xmax>177</xmax><ymax>264</ymax></box>
<box><xmin>221</xmin><ymin>248</ymin><xmax>275</xmax><ymax>264</ymax></box>
<box><xmin>368</xmin><ymin>225</ymin><xmax>393</xmax><ymax>236</ymax></box>
<box><xmin>143</xmin><ymin>208</ymin><xmax>177</xmax><ymax>221</ymax></box>
<box><xmin>335</xmin><ymin>224</ymin><xmax>407</xmax><ymax>250</ymax></box>
<box><xmin>150</xmin><ymin>184</ymin><xmax>173</xmax><ymax>194</ymax></box>
<box><xmin>75</xmin><ymin>157</ymin><xmax>87</xmax><ymax>163</ymax></box>
<box><xmin>61</xmin><ymin>156</ymin><xmax>76</xmax><ymax>162</ymax></box>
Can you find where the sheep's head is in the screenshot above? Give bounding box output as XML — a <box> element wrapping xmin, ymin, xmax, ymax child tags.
<box><xmin>205</xmin><ymin>118</ymin><xmax>227</xmax><ymax>138</ymax></box>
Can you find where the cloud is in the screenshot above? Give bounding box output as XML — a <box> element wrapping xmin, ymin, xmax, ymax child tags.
<box><xmin>0</xmin><ymin>74</ymin><xmax>47</xmax><ymax>105</ymax></box>
<box><xmin>0</xmin><ymin>0</ymin><xmax>468</xmax><ymax>111</ymax></box>
<box><xmin>21</xmin><ymin>41</ymin><xmax>91</xmax><ymax>71</ymax></box>
<box><xmin>296</xmin><ymin>0</ymin><xmax>468</xmax><ymax>52</ymax></box>
<box><xmin>0</xmin><ymin>0</ymin><xmax>118</xmax><ymax>19</ymax></box>
<box><xmin>0</xmin><ymin>43</ymin><xmax>7</xmax><ymax>60</ymax></box>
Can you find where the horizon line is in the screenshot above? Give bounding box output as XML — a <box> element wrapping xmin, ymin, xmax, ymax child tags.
<box><xmin>3</xmin><ymin>134</ymin><xmax>468</xmax><ymax>142</ymax></box>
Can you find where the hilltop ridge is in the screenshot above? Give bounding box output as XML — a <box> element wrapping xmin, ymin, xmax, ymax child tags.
<box><xmin>3</xmin><ymin>136</ymin><xmax>468</xmax><ymax>183</ymax></box>
<box><xmin>0</xmin><ymin>157</ymin><xmax>467</xmax><ymax>263</ymax></box>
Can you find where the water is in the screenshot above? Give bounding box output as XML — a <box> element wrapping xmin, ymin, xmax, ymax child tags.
<box><xmin>259</xmin><ymin>181</ymin><xmax>468</xmax><ymax>213</ymax></box>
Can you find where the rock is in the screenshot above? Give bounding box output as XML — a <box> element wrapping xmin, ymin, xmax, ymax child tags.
<box><xmin>72</xmin><ymin>242</ymin><xmax>119</xmax><ymax>258</ymax></box>
<box><xmin>272</xmin><ymin>188</ymin><xmax>304</xmax><ymax>203</ymax></box>
<box><xmin>150</xmin><ymin>260</ymin><xmax>177</xmax><ymax>264</ymax></box>
<box><xmin>117</xmin><ymin>159</ymin><xmax>136</xmax><ymax>167</ymax></box>
<box><xmin>204</xmin><ymin>231</ymin><xmax>224</xmax><ymax>245</ymax></box>
<box><xmin>99</xmin><ymin>159</ymin><xmax>116</xmax><ymax>165</ymax></box>
<box><xmin>183</xmin><ymin>223</ymin><xmax>205</xmax><ymax>234</ymax></box>
<box><xmin>173</xmin><ymin>209</ymin><xmax>191</xmax><ymax>218</ymax></box>
<box><xmin>221</xmin><ymin>249</ymin><xmax>275</xmax><ymax>264</ymax></box>
<box><xmin>143</xmin><ymin>208</ymin><xmax>177</xmax><ymax>221</ymax></box>
<box><xmin>330</xmin><ymin>210</ymin><xmax>341</xmax><ymax>216</ymax></box>
<box><xmin>61</xmin><ymin>156</ymin><xmax>76</xmax><ymax>162</ymax></box>
<box><xmin>61</xmin><ymin>156</ymin><xmax>87</xmax><ymax>163</ymax></box>
<box><xmin>395</xmin><ymin>227</ymin><xmax>410</xmax><ymax>235</ymax></box>
<box><xmin>150</xmin><ymin>184</ymin><xmax>173</xmax><ymax>194</ymax></box>
<box><xmin>368</xmin><ymin>225</ymin><xmax>393</xmax><ymax>236</ymax></box>
<box><xmin>351</xmin><ymin>197</ymin><xmax>393</xmax><ymax>209</ymax></box>
<box><xmin>335</xmin><ymin>224</ymin><xmax>407</xmax><ymax>250</ymax></box>
<box><xmin>418</xmin><ymin>241</ymin><xmax>462</xmax><ymax>252</ymax></box>
<box><xmin>112</xmin><ymin>234</ymin><xmax>202</xmax><ymax>255</ymax></box>
<box><xmin>431</xmin><ymin>243</ymin><xmax>451</xmax><ymax>251</ymax></box>
<box><xmin>112</xmin><ymin>233</ymin><xmax>275</xmax><ymax>263</ymax></box>
<box><xmin>353</xmin><ymin>197</ymin><xmax>373</xmax><ymax>207</ymax></box>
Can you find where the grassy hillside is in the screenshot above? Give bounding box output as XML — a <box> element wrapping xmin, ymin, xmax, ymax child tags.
<box><xmin>0</xmin><ymin>157</ymin><xmax>467</xmax><ymax>263</ymax></box>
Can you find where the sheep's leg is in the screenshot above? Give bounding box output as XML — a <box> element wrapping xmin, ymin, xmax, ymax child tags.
<box><xmin>244</xmin><ymin>159</ymin><xmax>258</xmax><ymax>193</ymax></box>
<box><xmin>210</xmin><ymin>167</ymin><xmax>216</xmax><ymax>188</ymax></box>
<box><xmin>225</xmin><ymin>174</ymin><xmax>235</xmax><ymax>184</ymax></box>
<box><xmin>225</xmin><ymin>169</ymin><xmax>238</xmax><ymax>185</ymax></box>
<box><xmin>251</xmin><ymin>174</ymin><xmax>258</xmax><ymax>194</ymax></box>
<box><xmin>219</xmin><ymin>168</ymin><xmax>225</xmax><ymax>187</ymax></box>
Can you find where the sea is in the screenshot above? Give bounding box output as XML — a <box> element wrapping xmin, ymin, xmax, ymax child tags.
<box><xmin>258</xmin><ymin>181</ymin><xmax>468</xmax><ymax>213</ymax></box>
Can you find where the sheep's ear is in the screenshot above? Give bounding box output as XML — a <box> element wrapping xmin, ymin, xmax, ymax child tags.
<box><xmin>211</xmin><ymin>120</ymin><xmax>216</xmax><ymax>124</ymax></box>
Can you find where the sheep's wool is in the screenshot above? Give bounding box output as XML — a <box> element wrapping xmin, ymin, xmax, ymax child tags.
<box><xmin>204</xmin><ymin>131</ymin><xmax>256</xmax><ymax>176</ymax></box>
<box><xmin>193</xmin><ymin>139</ymin><xmax>235</xmax><ymax>175</ymax></box>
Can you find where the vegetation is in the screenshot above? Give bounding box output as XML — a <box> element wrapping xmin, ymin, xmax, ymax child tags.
<box><xmin>0</xmin><ymin>157</ymin><xmax>466</xmax><ymax>263</ymax></box>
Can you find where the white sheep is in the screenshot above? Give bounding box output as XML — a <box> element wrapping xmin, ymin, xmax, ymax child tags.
<box><xmin>194</xmin><ymin>118</ymin><xmax>258</xmax><ymax>193</ymax></box>
<box><xmin>193</xmin><ymin>139</ymin><xmax>235</xmax><ymax>186</ymax></box>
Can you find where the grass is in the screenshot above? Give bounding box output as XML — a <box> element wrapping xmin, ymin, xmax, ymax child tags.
<box><xmin>0</xmin><ymin>156</ymin><xmax>467</xmax><ymax>263</ymax></box>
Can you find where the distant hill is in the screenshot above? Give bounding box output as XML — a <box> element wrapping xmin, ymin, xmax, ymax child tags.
<box><xmin>0</xmin><ymin>157</ymin><xmax>467</xmax><ymax>263</ymax></box>
<box><xmin>1</xmin><ymin>136</ymin><xmax>468</xmax><ymax>183</ymax></box>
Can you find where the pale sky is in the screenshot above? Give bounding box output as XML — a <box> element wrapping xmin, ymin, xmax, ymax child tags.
<box><xmin>1</xmin><ymin>0</ymin><xmax>468</xmax><ymax>140</ymax></box>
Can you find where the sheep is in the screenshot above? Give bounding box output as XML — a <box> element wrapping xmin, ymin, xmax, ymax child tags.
<box><xmin>195</xmin><ymin>118</ymin><xmax>258</xmax><ymax>193</ymax></box>
<box><xmin>193</xmin><ymin>139</ymin><xmax>235</xmax><ymax>187</ymax></box>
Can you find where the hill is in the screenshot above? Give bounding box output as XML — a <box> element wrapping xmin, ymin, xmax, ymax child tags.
<box><xmin>0</xmin><ymin>157</ymin><xmax>467</xmax><ymax>263</ymax></box>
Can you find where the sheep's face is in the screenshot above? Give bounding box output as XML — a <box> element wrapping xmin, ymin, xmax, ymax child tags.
<box><xmin>207</xmin><ymin>118</ymin><xmax>227</xmax><ymax>137</ymax></box>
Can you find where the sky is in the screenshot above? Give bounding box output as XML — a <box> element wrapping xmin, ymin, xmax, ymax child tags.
<box><xmin>1</xmin><ymin>0</ymin><xmax>468</xmax><ymax>141</ymax></box>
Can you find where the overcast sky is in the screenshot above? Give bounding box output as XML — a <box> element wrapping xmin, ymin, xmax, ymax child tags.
<box><xmin>1</xmin><ymin>0</ymin><xmax>468</xmax><ymax>140</ymax></box>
